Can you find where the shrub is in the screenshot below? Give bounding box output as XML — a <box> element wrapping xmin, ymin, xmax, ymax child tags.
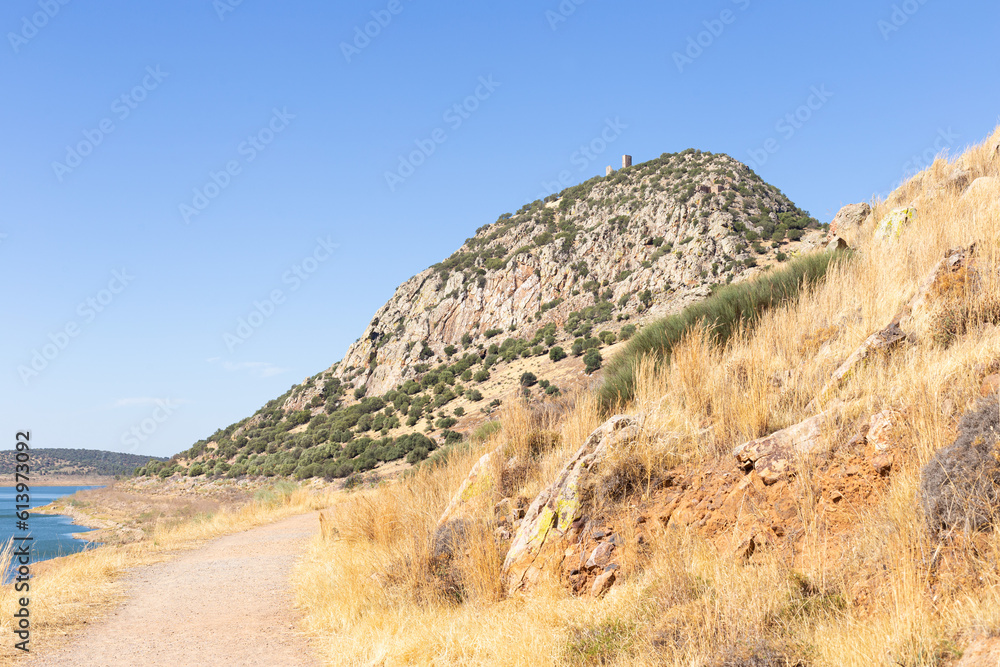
<box><xmin>473</xmin><ymin>370</ymin><xmax>490</xmax><ymax>383</ymax></box>
<box><xmin>619</xmin><ymin>324</ymin><xmax>637</xmax><ymax>340</ymax></box>
<box><xmin>549</xmin><ymin>346</ymin><xmax>567</xmax><ymax>362</ymax></box>
<box><xmin>188</xmin><ymin>463</ymin><xmax>205</xmax><ymax>477</ymax></box>
<box><xmin>597</xmin><ymin>250</ymin><xmax>844</xmax><ymax>410</ymax></box>
<box><xmin>520</xmin><ymin>372</ymin><xmax>538</xmax><ymax>387</ymax></box>
<box><xmin>583</xmin><ymin>348</ymin><xmax>603</xmax><ymax>374</ymax></box>
<box><xmin>921</xmin><ymin>394</ymin><xmax>1000</xmax><ymax>534</ymax></box>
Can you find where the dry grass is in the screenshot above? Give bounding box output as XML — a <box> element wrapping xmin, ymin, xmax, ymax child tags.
<box><xmin>290</xmin><ymin>127</ymin><xmax>1000</xmax><ymax>665</ymax></box>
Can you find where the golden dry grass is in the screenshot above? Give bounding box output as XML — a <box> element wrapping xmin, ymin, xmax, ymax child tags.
<box><xmin>292</xmin><ymin>127</ymin><xmax>1000</xmax><ymax>666</ymax></box>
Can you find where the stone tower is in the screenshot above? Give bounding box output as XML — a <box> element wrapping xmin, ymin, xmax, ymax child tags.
<box><xmin>606</xmin><ymin>166</ymin><xmax>614</xmax><ymax>177</ymax></box>
<box><xmin>622</xmin><ymin>155</ymin><xmax>632</xmax><ymax>168</ymax></box>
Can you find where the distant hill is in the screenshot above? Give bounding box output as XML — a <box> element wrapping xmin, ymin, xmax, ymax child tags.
<box><xmin>0</xmin><ymin>449</ymin><xmax>167</xmax><ymax>478</ymax></box>
<box><xmin>142</xmin><ymin>149</ymin><xmax>828</xmax><ymax>482</ymax></box>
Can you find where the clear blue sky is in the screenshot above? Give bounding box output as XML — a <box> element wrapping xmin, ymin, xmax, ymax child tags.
<box><xmin>2</xmin><ymin>1</ymin><xmax>998</xmax><ymax>458</ymax></box>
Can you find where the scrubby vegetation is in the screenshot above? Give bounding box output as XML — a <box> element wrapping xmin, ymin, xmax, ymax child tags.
<box><xmin>598</xmin><ymin>250</ymin><xmax>845</xmax><ymax>410</ymax></box>
<box><xmin>0</xmin><ymin>449</ymin><xmax>167</xmax><ymax>477</ymax></box>
<box><xmin>293</xmin><ymin>130</ymin><xmax>1000</xmax><ymax>665</ymax></box>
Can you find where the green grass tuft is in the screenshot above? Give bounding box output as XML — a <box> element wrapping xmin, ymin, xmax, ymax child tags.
<box><xmin>598</xmin><ymin>250</ymin><xmax>847</xmax><ymax>412</ymax></box>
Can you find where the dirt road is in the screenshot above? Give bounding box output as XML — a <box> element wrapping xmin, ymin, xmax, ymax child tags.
<box><xmin>29</xmin><ymin>512</ymin><xmax>322</xmax><ymax>666</ymax></box>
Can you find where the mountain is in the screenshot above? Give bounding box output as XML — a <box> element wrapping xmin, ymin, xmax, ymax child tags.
<box><xmin>292</xmin><ymin>129</ymin><xmax>1000</xmax><ymax>664</ymax></box>
<box><xmin>333</xmin><ymin>149</ymin><xmax>822</xmax><ymax>396</ymax></box>
<box><xmin>0</xmin><ymin>448</ymin><xmax>167</xmax><ymax>478</ymax></box>
<box><xmin>140</xmin><ymin>149</ymin><xmax>825</xmax><ymax>481</ymax></box>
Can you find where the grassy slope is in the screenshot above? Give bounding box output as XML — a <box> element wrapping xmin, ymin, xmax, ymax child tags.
<box><xmin>293</xmin><ymin>128</ymin><xmax>1000</xmax><ymax>665</ymax></box>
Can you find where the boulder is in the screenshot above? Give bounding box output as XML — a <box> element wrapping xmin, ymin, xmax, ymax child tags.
<box><xmin>590</xmin><ymin>569</ymin><xmax>616</xmax><ymax>597</ymax></box>
<box><xmin>921</xmin><ymin>394</ymin><xmax>1000</xmax><ymax>535</ymax></box>
<box><xmin>866</xmin><ymin>409</ymin><xmax>908</xmax><ymax>451</ymax></box>
<box><xmin>962</xmin><ymin>176</ymin><xmax>1000</xmax><ymax>204</ymax></box>
<box><xmin>874</xmin><ymin>207</ymin><xmax>916</xmax><ymax>241</ymax></box>
<box><xmin>733</xmin><ymin>407</ymin><xmax>841</xmax><ymax>485</ymax></box>
<box><xmin>826</xmin><ymin>236</ymin><xmax>849</xmax><ymax>252</ymax></box>
<box><xmin>432</xmin><ymin>448</ymin><xmax>496</xmax><ymax>561</ymax></box>
<box><xmin>828</xmin><ymin>203</ymin><xmax>871</xmax><ymax>239</ymax></box>
<box><xmin>502</xmin><ymin>414</ymin><xmax>637</xmax><ymax>594</ymax></box>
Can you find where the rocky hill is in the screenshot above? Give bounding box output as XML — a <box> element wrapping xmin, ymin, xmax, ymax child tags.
<box><xmin>142</xmin><ymin>149</ymin><xmax>825</xmax><ymax>481</ymax></box>
<box><xmin>334</xmin><ymin>149</ymin><xmax>822</xmax><ymax>397</ymax></box>
<box><xmin>293</xmin><ymin>129</ymin><xmax>1000</xmax><ymax>665</ymax></box>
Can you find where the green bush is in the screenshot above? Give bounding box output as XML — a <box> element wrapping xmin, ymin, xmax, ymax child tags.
<box><xmin>520</xmin><ymin>372</ymin><xmax>538</xmax><ymax>387</ymax></box>
<box><xmin>598</xmin><ymin>250</ymin><xmax>844</xmax><ymax>411</ymax></box>
<box><xmin>583</xmin><ymin>349</ymin><xmax>603</xmax><ymax>374</ymax></box>
<box><xmin>549</xmin><ymin>346</ymin><xmax>567</xmax><ymax>362</ymax></box>
<box><xmin>619</xmin><ymin>324</ymin><xmax>636</xmax><ymax>340</ymax></box>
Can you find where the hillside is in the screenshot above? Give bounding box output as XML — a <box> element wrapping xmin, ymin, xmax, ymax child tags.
<box><xmin>287</xmin><ymin>129</ymin><xmax>1000</xmax><ymax>664</ymax></box>
<box><xmin>288</xmin><ymin>128</ymin><xmax>1000</xmax><ymax>665</ymax></box>
<box><xmin>140</xmin><ymin>150</ymin><xmax>825</xmax><ymax>481</ymax></box>
<box><xmin>0</xmin><ymin>449</ymin><xmax>167</xmax><ymax>478</ymax></box>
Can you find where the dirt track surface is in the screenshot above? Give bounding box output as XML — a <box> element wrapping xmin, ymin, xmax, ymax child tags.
<box><xmin>29</xmin><ymin>512</ymin><xmax>322</xmax><ymax>667</ymax></box>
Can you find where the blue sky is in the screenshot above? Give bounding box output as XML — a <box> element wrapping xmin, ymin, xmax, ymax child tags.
<box><xmin>2</xmin><ymin>0</ymin><xmax>998</xmax><ymax>458</ymax></box>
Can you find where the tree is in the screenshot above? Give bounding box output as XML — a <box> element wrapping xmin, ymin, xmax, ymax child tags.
<box><xmin>583</xmin><ymin>348</ymin><xmax>603</xmax><ymax>374</ymax></box>
<box><xmin>549</xmin><ymin>346</ymin><xmax>567</xmax><ymax>362</ymax></box>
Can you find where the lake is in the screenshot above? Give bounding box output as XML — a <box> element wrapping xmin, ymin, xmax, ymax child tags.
<box><xmin>0</xmin><ymin>486</ymin><xmax>102</xmax><ymax>582</ymax></box>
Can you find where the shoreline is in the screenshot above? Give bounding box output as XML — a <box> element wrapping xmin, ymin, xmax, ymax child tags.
<box><xmin>0</xmin><ymin>475</ymin><xmax>116</xmax><ymax>488</ymax></box>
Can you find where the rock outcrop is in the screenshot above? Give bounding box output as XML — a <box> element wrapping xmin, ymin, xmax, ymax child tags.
<box><xmin>502</xmin><ymin>414</ymin><xmax>638</xmax><ymax>595</ymax></box>
<box><xmin>874</xmin><ymin>207</ymin><xmax>915</xmax><ymax>241</ymax></box>
<box><xmin>828</xmin><ymin>202</ymin><xmax>871</xmax><ymax>241</ymax></box>
<box><xmin>327</xmin><ymin>152</ymin><xmax>823</xmax><ymax>395</ymax></box>
<box><xmin>810</xmin><ymin>245</ymin><xmax>975</xmax><ymax>408</ymax></box>
<box><xmin>733</xmin><ymin>407</ymin><xmax>842</xmax><ymax>485</ymax></box>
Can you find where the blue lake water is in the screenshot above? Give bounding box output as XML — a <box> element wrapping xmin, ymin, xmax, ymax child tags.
<box><xmin>0</xmin><ymin>486</ymin><xmax>102</xmax><ymax>582</ymax></box>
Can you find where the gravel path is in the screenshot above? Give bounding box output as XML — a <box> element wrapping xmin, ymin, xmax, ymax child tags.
<box><xmin>29</xmin><ymin>511</ymin><xmax>322</xmax><ymax>667</ymax></box>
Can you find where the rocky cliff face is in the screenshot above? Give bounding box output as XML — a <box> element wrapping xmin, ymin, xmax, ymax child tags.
<box><xmin>331</xmin><ymin>150</ymin><xmax>821</xmax><ymax>396</ymax></box>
